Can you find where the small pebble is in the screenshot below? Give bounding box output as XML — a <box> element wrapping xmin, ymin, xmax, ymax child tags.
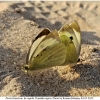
<box><xmin>14</xmin><ymin>8</ymin><xmax>21</xmax><ymax>13</ymax></box>
<box><xmin>2</xmin><ymin>24</ymin><xmax>6</xmax><ymax>29</ymax></box>
<box><xmin>37</xmin><ymin>25</ymin><xmax>41</xmax><ymax>28</ymax></box>
<box><xmin>92</xmin><ymin>48</ymin><xmax>98</xmax><ymax>52</ymax></box>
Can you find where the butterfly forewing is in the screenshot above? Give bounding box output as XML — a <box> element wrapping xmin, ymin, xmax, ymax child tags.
<box><xmin>26</xmin><ymin>29</ymin><xmax>50</xmax><ymax>64</ymax></box>
<box><xmin>58</xmin><ymin>24</ymin><xmax>79</xmax><ymax>54</ymax></box>
<box><xmin>30</xmin><ymin>30</ymin><xmax>61</xmax><ymax>63</ymax></box>
<box><xmin>28</xmin><ymin>36</ymin><xmax>46</xmax><ymax>63</ymax></box>
<box><xmin>69</xmin><ymin>21</ymin><xmax>81</xmax><ymax>54</ymax></box>
<box><xmin>60</xmin><ymin>35</ymin><xmax>78</xmax><ymax>64</ymax></box>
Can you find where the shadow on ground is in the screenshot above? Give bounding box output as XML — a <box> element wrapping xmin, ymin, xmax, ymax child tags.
<box><xmin>82</xmin><ymin>31</ymin><xmax>100</xmax><ymax>45</ymax></box>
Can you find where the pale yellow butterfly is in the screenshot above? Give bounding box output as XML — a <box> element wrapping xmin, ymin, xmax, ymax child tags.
<box><xmin>24</xmin><ymin>21</ymin><xmax>81</xmax><ymax>71</ymax></box>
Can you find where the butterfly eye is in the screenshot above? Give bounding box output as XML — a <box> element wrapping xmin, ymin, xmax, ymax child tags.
<box><xmin>70</xmin><ymin>36</ymin><xmax>73</xmax><ymax>40</ymax></box>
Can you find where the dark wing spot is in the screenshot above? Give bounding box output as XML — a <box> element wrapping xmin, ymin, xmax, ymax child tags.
<box><xmin>70</xmin><ymin>36</ymin><xmax>73</xmax><ymax>40</ymax></box>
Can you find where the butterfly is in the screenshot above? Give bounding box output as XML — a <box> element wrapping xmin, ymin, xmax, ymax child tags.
<box><xmin>24</xmin><ymin>21</ymin><xmax>81</xmax><ymax>71</ymax></box>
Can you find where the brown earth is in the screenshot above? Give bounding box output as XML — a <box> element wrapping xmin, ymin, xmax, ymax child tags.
<box><xmin>0</xmin><ymin>1</ymin><xmax>100</xmax><ymax>96</ymax></box>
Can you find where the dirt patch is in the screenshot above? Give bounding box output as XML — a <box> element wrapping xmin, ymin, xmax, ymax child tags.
<box><xmin>0</xmin><ymin>1</ymin><xmax>100</xmax><ymax>96</ymax></box>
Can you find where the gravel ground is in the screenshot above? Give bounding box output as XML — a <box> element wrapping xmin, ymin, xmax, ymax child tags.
<box><xmin>0</xmin><ymin>1</ymin><xmax>100</xmax><ymax>96</ymax></box>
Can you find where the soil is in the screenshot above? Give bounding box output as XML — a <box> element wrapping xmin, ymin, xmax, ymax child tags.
<box><xmin>0</xmin><ymin>1</ymin><xmax>100</xmax><ymax>96</ymax></box>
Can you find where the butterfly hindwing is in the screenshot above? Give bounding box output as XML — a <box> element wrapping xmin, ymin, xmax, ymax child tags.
<box><xmin>27</xmin><ymin>30</ymin><xmax>66</xmax><ymax>70</ymax></box>
<box><xmin>29</xmin><ymin>43</ymin><xmax>66</xmax><ymax>70</ymax></box>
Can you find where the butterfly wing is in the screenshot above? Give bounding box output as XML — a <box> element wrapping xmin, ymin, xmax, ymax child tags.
<box><xmin>59</xmin><ymin>34</ymin><xmax>78</xmax><ymax>64</ymax></box>
<box><xmin>27</xmin><ymin>30</ymin><xmax>66</xmax><ymax>70</ymax></box>
<box><xmin>28</xmin><ymin>43</ymin><xmax>66</xmax><ymax>70</ymax></box>
<box><xmin>58</xmin><ymin>22</ymin><xmax>81</xmax><ymax>64</ymax></box>
<box><xmin>59</xmin><ymin>24</ymin><xmax>79</xmax><ymax>54</ymax></box>
<box><xmin>31</xmin><ymin>30</ymin><xmax>61</xmax><ymax>60</ymax></box>
<box><xmin>26</xmin><ymin>29</ymin><xmax>50</xmax><ymax>64</ymax></box>
<box><xmin>69</xmin><ymin>21</ymin><xmax>81</xmax><ymax>55</ymax></box>
<box><xmin>25</xmin><ymin>22</ymin><xmax>81</xmax><ymax>71</ymax></box>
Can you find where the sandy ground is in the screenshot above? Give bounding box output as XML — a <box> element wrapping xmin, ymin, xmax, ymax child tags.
<box><xmin>0</xmin><ymin>1</ymin><xmax>100</xmax><ymax>96</ymax></box>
